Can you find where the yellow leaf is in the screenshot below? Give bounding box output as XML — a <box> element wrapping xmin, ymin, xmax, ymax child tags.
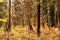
<box><xmin>0</xmin><ymin>0</ymin><xmax>4</xmax><ymax>2</ymax></box>
<box><xmin>0</xmin><ymin>19</ymin><xmax>7</xmax><ymax>22</ymax></box>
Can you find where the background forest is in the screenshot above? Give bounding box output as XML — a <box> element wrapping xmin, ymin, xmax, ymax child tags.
<box><xmin>0</xmin><ymin>0</ymin><xmax>60</xmax><ymax>40</ymax></box>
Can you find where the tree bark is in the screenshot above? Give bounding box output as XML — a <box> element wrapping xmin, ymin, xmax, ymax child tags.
<box><xmin>8</xmin><ymin>0</ymin><xmax>11</xmax><ymax>32</ymax></box>
<box><xmin>54</xmin><ymin>0</ymin><xmax>58</xmax><ymax>27</ymax></box>
<box><xmin>37</xmin><ymin>0</ymin><xmax>40</xmax><ymax>36</ymax></box>
<box><xmin>46</xmin><ymin>0</ymin><xmax>51</xmax><ymax>27</ymax></box>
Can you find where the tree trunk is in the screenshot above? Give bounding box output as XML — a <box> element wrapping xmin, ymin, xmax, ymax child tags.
<box><xmin>58</xmin><ymin>0</ymin><xmax>60</xmax><ymax>30</ymax></box>
<box><xmin>50</xmin><ymin>1</ymin><xmax>55</xmax><ymax>27</ymax></box>
<box><xmin>40</xmin><ymin>0</ymin><xmax>44</xmax><ymax>27</ymax></box>
<box><xmin>8</xmin><ymin>0</ymin><xmax>11</xmax><ymax>32</ymax></box>
<box><xmin>37</xmin><ymin>0</ymin><xmax>40</xmax><ymax>36</ymax></box>
<box><xmin>54</xmin><ymin>0</ymin><xmax>58</xmax><ymax>27</ymax></box>
<box><xmin>46</xmin><ymin>0</ymin><xmax>51</xmax><ymax>27</ymax></box>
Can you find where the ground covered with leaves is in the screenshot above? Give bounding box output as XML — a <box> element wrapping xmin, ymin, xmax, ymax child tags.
<box><xmin>40</xmin><ymin>26</ymin><xmax>60</xmax><ymax>40</ymax></box>
<box><xmin>0</xmin><ymin>25</ymin><xmax>60</xmax><ymax>40</ymax></box>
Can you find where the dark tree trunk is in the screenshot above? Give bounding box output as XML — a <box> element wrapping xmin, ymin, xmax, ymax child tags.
<box><xmin>50</xmin><ymin>2</ymin><xmax>54</xmax><ymax>27</ymax></box>
<box><xmin>37</xmin><ymin>0</ymin><xmax>40</xmax><ymax>36</ymax></box>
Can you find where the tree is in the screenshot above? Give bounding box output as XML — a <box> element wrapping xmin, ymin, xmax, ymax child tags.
<box><xmin>37</xmin><ymin>0</ymin><xmax>40</xmax><ymax>36</ymax></box>
<box><xmin>58</xmin><ymin>0</ymin><xmax>60</xmax><ymax>30</ymax></box>
<box><xmin>46</xmin><ymin>0</ymin><xmax>51</xmax><ymax>27</ymax></box>
<box><xmin>7</xmin><ymin>0</ymin><xmax>11</xmax><ymax>32</ymax></box>
<box><xmin>54</xmin><ymin>0</ymin><xmax>58</xmax><ymax>27</ymax></box>
<box><xmin>50</xmin><ymin>0</ymin><xmax>55</xmax><ymax>27</ymax></box>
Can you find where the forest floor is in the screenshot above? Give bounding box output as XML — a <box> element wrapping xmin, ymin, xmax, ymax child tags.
<box><xmin>0</xmin><ymin>25</ymin><xmax>60</xmax><ymax>40</ymax></box>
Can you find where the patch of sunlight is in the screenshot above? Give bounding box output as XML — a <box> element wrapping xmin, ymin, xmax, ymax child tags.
<box><xmin>28</xmin><ymin>32</ymin><xmax>37</xmax><ymax>39</ymax></box>
<box><xmin>44</xmin><ymin>23</ymin><xmax>48</xmax><ymax>29</ymax></box>
<box><xmin>14</xmin><ymin>26</ymin><xmax>19</xmax><ymax>29</ymax></box>
<box><xmin>11</xmin><ymin>28</ymin><xmax>20</xmax><ymax>36</ymax></box>
<box><xmin>20</xmin><ymin>33</ymin><xmax>28</xmax><ymax>39</ymax></box>
<box><xmin>0</xmin><ymin>26</ymin><xmax>5</xmax><ymax>35</ymax></box>
<box><xmin>54</xmin><ymin>28</ymin><xmax>59</xmax><ymax>31</ymax></box>
<box><xmin>11</xmin><ymin>28</ymin><xmax>28</xmax><ymax>39</ymax></box>
<box><xmin>0</xmin><ymin>26</ymin><xmax>4</xmax><ymax>31</ymax></box>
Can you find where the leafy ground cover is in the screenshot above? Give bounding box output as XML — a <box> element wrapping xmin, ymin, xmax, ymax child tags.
<box><xmin>0</xmin><ymin>25</ymin><xmax>60</xmax><ymax>40</ymax></box>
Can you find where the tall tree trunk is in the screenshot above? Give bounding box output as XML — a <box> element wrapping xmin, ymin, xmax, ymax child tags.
<box><xmin>50</xmin><ymin>0</ymin><xmax>55</xmax><ymax>27</ymax></box>
<box><xmin>46</xmin><ymin>0</ymin><xmax>51</xmax><ymax>27</ymax></box>
<box><xmin>54</xmin><ymin>0</ymin><xmax>58</xmax><ymax>27</ymax></box>
<box><xmin>40</xmin><ymin>0</ymin><xmax>44</xmax><ymax>27</ymax></box>
<box><xmin>7</xmin><ymin>0</ymin><xmax>11</xmax><ymax>32</ymax></box>
<box><xmin>58</xmin><ymin>0</ymin><xmax>60</xmax><ymax>30</ymax></box>
<box><xmin>37</xmin><ymin>0</ymin><xmax>40</xmax><ymax>36</ymax></box>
